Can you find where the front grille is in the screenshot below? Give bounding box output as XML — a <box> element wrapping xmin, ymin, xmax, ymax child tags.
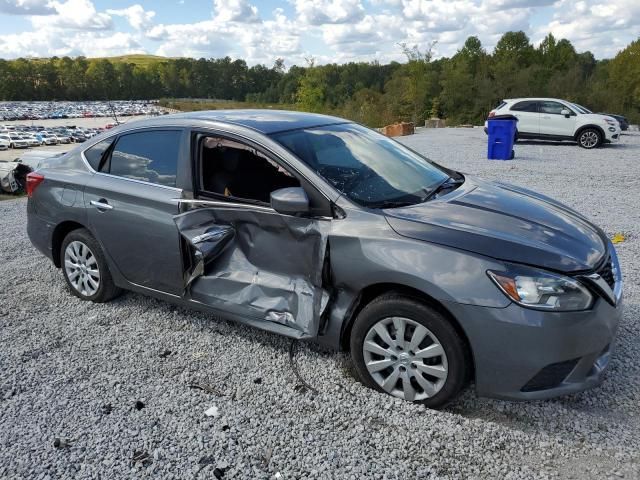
<box><xmin>597</xmin><ymin>257</ymin><xmax>615</xmax><ymax>289</ymax></box>
<box><xmin>521</xmin><ymin>358</ymin><xmax>580</xmax><ymax>392</ymax></box>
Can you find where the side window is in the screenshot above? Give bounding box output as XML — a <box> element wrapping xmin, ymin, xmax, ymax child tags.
<box><xmin>199</xmin><ymin>136</ymin><xmax>299</xmax><ymax>204</ymax></box>
<box><xmin>108</xmin><ymin>130</ymin><xmax>181</xmax><ymax>187</ymax></box>
<box><xmin>84</xmin><ymin>138</ymin><xmax>114</xmax><ymax>171</ymax></box>
<box><xmin>539</xmin><ymin>101</ymin><xmax>569</xmax><ymax>115</ymax></box>
<box><xmin>511</xmin><ymin>101</ymin><xmax>538</xmax><ymax>113</ymax></box>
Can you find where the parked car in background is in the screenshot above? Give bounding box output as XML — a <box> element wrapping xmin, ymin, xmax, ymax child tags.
<box><xmin>485</xmin><ymin>98</ymin><xmax>621</xmax><ymax>149</ymax></box>
<box><xmin>22</xmin><ymin>133</ymin><xmax>41</xmax><ymax>147</ymax></box>
<box><xmin>36</xmin><ymin>133</ymin><xmax>60</xmax><ymax>146</ymax></box>
<box><xmin>0</xmin><ymin>135</ymin><xmax>9</xmax><ymax>150</ymax></box>
<box><xmin>26</xmin><ymin>110</ymin><xmax>623</xmax><ymax>408</ymax></box>
<box><xmin>8</xmin><ymin>132</ymin><xmax>30</xmax><ymax>148</ymax></box>
<box><xmin>56</xmin><ymin>133</ymin><xmax>72</xmax><ymax>144</ymax></box>
<box><xmin>71</xmin><ymin>131</ymin><xmax>87</xmax><ymax>142</ymax></box>
<box><xmin>598</xmin><ymin>113</ymin><xmax>629</xmax><ymax>131</ymax></box>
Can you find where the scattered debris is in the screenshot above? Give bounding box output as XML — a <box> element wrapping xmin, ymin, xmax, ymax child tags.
<box><xmin>382</xmin><ymin>122</ymin><xmax>415</xmax><ymax>137</ymax></box>
<box><xmin>221</xmin><ymin>424</ymin><xmax>230</xmax><ymax>432</ymax></box>
<box><xmin>198</xmin><ymin>455</ymin><xmax>216</xmax><ymax>465</ymax></box>
<box><xmin>159</xmin><ymin>349</ymin><xmax>172</xmax><ymax>358</ymax></box>
<box><xmin>612</xmin><ymin>233</ymin><xmax>626</xmax><ymax>244</ymax></box>
<box><xmin>53</xmin><ymin>438</ymin><xmax>72</xmax><ymax>449</ymax></box>
<box><xmin>134</xmin><ymin>400</ymin><xmax>145</xmax><ymax>411</ymax></box>
<box><xmin>213</xmin><ymin>467</ymin><xmax>226</xmax><ymax>479</ymax></box>
<box><xmin>131</xmin><ymin>450</ymin><xmax>152</xmax><ymax>466</ymax></box>
<box><xmin>204</xmin><ymin>405</ymin><xmax>219</xmax><ymax>417</ymax></box>
<box><xmin>253</xmin><ymin>377</ymin><xmax>262</xmax><ymax>384</ymax></box>
<box><xmin>289</xmin><ymin>340</ymin><xmax>318</xmax><ymax>395</ymax></box>
<box><xmin>188</xmin><ymin>383</ymin><xmax>220</xmax><ymax>395</ymax></box>
<box><xmin>101</xmin><ymin>403</ymin><xmax>112</xmax><ymax>415</ymax></box>
<box><xmin>425</xmin><ymin>118</ymin><xmax>447</xmax><ymax>128</ymax></box>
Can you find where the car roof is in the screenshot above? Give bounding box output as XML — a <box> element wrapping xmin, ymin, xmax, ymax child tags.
<box><xmin>503</xmin><ymin>98</ymin><xmax>572</xmax><ymax>103</ymax></box>
<box><xmin>129</xmin><ymin>109</ymin><xmax>349</xmax><ymax>135</ymax></box>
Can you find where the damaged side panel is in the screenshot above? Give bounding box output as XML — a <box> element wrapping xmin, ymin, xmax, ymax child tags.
<box><xmin>174</xmin><ymin>206</ymin><xmax>330</xmax><ymax>338</ymax></box>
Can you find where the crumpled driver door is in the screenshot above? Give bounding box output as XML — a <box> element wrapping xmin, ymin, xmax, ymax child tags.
<box><xmin>174</xmin><ymin>203</ymin><xmax>330</xmax><ymax>338</ymax></box>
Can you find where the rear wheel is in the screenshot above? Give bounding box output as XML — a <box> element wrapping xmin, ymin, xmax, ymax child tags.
<box><xmin>577</xmin><ymin>128</ymin><xmax>602</xmax><ymax>149</ymax></box>
<box><xmin>61</xmin><ymin>229</ymin><xmax>121</xmax><ymax>303</ymax></box>
<box><xmin>350</xmin><ymin>294</ymin><xmax>469</xmax><ymax>408</ymax></box>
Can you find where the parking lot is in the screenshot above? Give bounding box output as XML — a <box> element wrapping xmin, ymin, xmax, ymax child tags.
<box><xmin>0</xmin><ymin>127</ymin><xmax>639</xmax><ymax>479</ymax></box>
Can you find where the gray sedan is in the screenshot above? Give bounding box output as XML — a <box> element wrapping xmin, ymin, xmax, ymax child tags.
<box><xmin>26</xmin><ymin>110</ymin><xmax>623</xmax><ymax>408</ymax></box>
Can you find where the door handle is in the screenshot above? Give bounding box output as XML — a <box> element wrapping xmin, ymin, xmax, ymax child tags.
<box><xmin>90</xmin><ymin>199</ymin><xmax>113</xmax><ymax>211</ymax></box>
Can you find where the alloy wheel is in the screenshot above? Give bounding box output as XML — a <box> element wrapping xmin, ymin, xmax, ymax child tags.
<box><xmin>64</xmin><ymin>240</ymin><xmax>100</xmax><ymax>297</ymax></box>
<box><xmin>362</xmin><ymin>316</ymin><xmax>448</xmax><ymax>401</ymax></box>
<box><xmin>580</xmin><ymin>130</ymin><xmax>599</xmax><ymax>148</ymax></box>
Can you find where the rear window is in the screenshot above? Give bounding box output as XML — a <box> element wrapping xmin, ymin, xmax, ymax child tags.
<box><xmin>511</xmin><ymin>101</ymin><xmax>538</xmax><ymax>113</ymax></box>
<box><xmin>108</xmin><ymin>130</ymin><xmax>181</xmax><ymax>187</ymax></box>
<box><xmin>84</xmin><ymin>138</ymin><xmax>114</xmax><ymax>171</ymax></box>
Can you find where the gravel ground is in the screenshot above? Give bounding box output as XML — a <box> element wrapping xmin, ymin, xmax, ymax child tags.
<box><xmin>1</xmin><ymin>128</ymin><xmax>639</xmax><ymax>479</ymax></box>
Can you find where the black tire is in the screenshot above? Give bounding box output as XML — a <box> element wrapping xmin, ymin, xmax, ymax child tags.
<box><xmin>60</xmin><ymin>228</ymin><xmax>121</xmax><ymax>303</ymax></box>
<box><xmin>577</xmin><ymin>128</ymin><xmax>602</xmax><ymax>149</ymax></box>
<box><xmin>350</xmin><ymin>294</ymin><xmax>469</xmax><ymax>409</ymax></box>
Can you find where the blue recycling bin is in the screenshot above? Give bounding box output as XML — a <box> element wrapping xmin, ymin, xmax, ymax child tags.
<box><xmin>487</xmin><ymin>115</ymin><xmax>517</xmax><ymax>160</ymax></box>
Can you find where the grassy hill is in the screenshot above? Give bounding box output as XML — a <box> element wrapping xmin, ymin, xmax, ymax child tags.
<box><xmin>91</xmin><ymin>54</ymin><xmax>174</xmax><ymax>66</ymax></box>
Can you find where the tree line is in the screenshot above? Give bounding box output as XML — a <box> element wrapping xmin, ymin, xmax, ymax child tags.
<box><xmin>0</xmin><ymin>32</ymin><xmax>638</xmax><ymax>126</ymax></box>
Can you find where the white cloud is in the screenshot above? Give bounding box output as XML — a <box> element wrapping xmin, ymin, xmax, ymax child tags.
<box><xmin>32</xmin><ymin>0</ymin><xmax>112</xmax><ymax>30</ymax></box>
<box><xmin>532</xmin><ymin>0</ymin><xmax>640</xmax><ymax>58</ymax></box>
<box><xmin>0</xmin><ymin>0</ymin><xmax>54</xmax><ymax>15</ymax></box>
<box><xmin>107</xmin><ymin>4</ymin><xmax>155</xmax><ymax>31</ymax></box>
<box><xmin>0</xmin><ymin>29</ymin><xmax>141</xmax><ymax>57</ymax></box>
<box><xmin>0</xmin><ymin>0</ymin><xmax>635</xmax><ymax>61</ymax></box>
<box><xmin>290</xmin><ymin>0</ymin><xmax>365</xmax><ymax>25</ymax></box>
<box><xmin>213</xmin><ymin>0</ymin><xmax>260</xmax><ymax>23</ymax></box>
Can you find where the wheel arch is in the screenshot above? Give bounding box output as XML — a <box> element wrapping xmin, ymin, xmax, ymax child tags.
<box><xmin>51</xmin><ymin>220</ymin><xmax>87</xmax><ymax>267</ymax></box>
<box><xmin>574</xmin><ymin>124</ymin><xmax>605</xmax><ymax>141</ymax></box>
<box><xmin>339</xmin><ymin>283</ymin><xmax>475</xmax><ymax>379</ymax></box>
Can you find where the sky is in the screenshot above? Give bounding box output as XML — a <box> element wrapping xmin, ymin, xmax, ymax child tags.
<box><xmin>0</xmin><ymin>0</ymin><xmax>637</xmax><ymax>65</ymax></box>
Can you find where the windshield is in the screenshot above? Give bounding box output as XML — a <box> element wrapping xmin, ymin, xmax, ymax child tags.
<box><xmin>271</xmin><ymin>123</ymin><xmax>450</xmax><ymax>208</ymax></box>
<box><xmin>571</xmin><ymin>103</ymin><xmax>592</xmax><ymax>114</ymax></box>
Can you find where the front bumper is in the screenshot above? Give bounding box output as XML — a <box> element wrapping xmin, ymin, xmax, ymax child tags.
<box><xmin>604</xmin><ymin>127</ymin><xmax>621</xmax><ymax>143</ymax></box>
<box><xmin>444</xmin><ymin>295</ymin><xmax>622</xmax><ymax>400</ymax></box>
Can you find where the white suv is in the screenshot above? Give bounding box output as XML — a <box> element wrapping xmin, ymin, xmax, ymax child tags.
<box><xmin>485</xmin><ymin>98</ymin><xmax>621</xmax><ymax>149</ymax></box>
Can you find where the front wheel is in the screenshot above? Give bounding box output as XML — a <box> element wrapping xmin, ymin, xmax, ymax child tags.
<box><xmin>61</xmin><ymin>229</ymin><xmax>121</xmax><ymax>303</ymax></box>
<box><xmin>350</xmin><ymin>294</ymin><xmax>469</xmax><ymax>408</ymax></box>
<box><xmin>577</xmin><ymin>128</ymin><xmax>602</xmax><ymax>149</ymax></box>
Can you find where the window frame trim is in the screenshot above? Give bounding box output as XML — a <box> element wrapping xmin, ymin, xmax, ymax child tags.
<box><xmin>510</xmin><ymin>100</ymin><xmax>540</xmax><ymax>113</ymax></box>
<box><xmin>80</xmin><ymin>126</ymin><xmax>184</xmax><ymax>192</ymax></box>
<box><xmin>191</xmin><ymin>129</ymin><xmax>334</xmax><ymax>217</ymax></box>
<box><xmin>539</xmin><ymin>101</ymin><xmax>576</xmax><ymax>116</ymax></box>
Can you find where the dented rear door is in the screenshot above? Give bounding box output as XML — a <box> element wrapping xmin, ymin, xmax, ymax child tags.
<box><xmin>174</xmin><ymin>200</ymin><xmax>330</xmax><ymax>338</ymax></box>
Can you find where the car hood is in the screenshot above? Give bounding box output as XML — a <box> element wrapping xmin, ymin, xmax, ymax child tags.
<box><xmin>582</xmin><ymin>113</ymin><xmax>618</xmax><ymax>125</ymax></box>
<box><xmin>384</xmin><ymin>176</ymin><xmax>607</xmax><ymax>273</ymax></box>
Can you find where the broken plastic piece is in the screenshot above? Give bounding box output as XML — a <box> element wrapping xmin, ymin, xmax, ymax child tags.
<box><xmin>204</xmin><ymin>405</ymin><xmax>219</xmax><ymax>417</ymax></box>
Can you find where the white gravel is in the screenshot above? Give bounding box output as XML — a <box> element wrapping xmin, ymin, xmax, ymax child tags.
<box><xmin>1</xmin><ymin>128</ymin><xmax>639</xmax><ymax>479</ymax></box>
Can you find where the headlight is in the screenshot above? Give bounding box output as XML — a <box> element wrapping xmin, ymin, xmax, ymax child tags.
<box><xmin>604</xmin><ymin>118</ymin><xmax>617</xmax><ymax>126</ymax></box>
<box><xmin>487</xmin><ymin>266</ymin><xmax>593</xmax><ymax>311</ymax></box>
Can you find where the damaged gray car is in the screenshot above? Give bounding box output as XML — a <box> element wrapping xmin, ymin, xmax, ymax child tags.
<box><xmin>27</xmin><ymin>110</ymin><xmax>623</xmax><ymax>407</ymax></box>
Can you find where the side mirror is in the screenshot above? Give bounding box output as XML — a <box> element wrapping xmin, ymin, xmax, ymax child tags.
<box><xmin>270</xmin><ymin>187</ymin><xmax>309</xmax><ymax>215</ymax></box>
<box><xmin>560</xmin><ymin>109</ymin><xmax>572</xmax><ymax>118</ymax></box>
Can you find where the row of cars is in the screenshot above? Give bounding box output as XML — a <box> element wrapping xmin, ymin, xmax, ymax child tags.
<box><xmin>0</xmin><ymin>125</ymin><xmax>102</xmax><ymax>150</ymax></box>
<box><xmin>0</xmin><ymin>100</ymin><xmax>162</xmax><ymax>121</ymax></box>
